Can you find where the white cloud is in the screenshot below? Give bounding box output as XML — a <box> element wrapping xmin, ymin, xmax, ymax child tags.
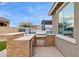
<box><xmin>0</xmin><ymin>11</ymin><xmax>12</xmax><ymax>17</ymax></box>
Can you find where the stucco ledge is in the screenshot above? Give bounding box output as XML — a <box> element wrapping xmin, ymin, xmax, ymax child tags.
<box><xmin>56</xmin><ymin>34</ymin><xmax>76</xmax><ymax>44</ymax></box>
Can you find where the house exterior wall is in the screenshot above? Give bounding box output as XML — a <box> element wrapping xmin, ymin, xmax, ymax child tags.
<box><xmin>52</xmin><ymin>14</ymin><xmax>58</xmax><ymax>35</ymax></box>
<box><xmin>0</xmin><ymin>27</ymin><xmax>19</xmax><ymax>34</ymax></box>
<box><xmin>52</xmin><ymin>2</ymin><xmax>79</xmax><ymax>57</ymax></box>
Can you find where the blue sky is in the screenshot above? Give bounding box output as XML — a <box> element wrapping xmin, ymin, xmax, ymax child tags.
<box><xmin>0</xmin><ymin>2</ymin><xmax>52</xmax><ymax>27</ymax></box>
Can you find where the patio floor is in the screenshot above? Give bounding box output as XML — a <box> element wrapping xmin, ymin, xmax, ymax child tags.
<box><xmin>33</xmin><ymin>47</ymin><xmax>64</xmax><ymax>57</ymax></box>
<box><xmin>0</xmin><ymin>47</ymin><xmax>64</xmax><ymax>57</ymax></box>
<box><xmin>0</xmin><ymin>49</ymin><xmax>7</xmax><ymax>57</ymax></box>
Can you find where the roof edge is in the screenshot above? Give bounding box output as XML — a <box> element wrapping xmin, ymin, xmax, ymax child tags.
<box><xmin>48</xmin><ymin>2</ymin><xmax>64</xmax><ymax>16</ymax></box>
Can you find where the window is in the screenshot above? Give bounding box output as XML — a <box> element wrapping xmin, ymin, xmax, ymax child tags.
<box><xmin>58</xmin><ymin>3</ymin><xmax>74</xmax><ymax>38</ymax></box>
<box><xmin>58</xmin><ymin>9</ymin><xmax>63</xmax><ymax>34</ymax></box>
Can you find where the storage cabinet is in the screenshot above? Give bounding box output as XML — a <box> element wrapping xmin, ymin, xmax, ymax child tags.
<box><xmin>45</xmin><ymin>35</ymin><xmax>55</xmax><ymax>46</ymax></box>
<box><xmin>35</xmin><ymin>35</ymin><xmax>46</xmax><ymax>46</ymax></box>
<box><xmin>36</xmin><ymin>35</ymin><xmax>55</xmax><ymax>46</ymax></box>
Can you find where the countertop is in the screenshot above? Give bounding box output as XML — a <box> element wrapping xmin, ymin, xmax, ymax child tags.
<box><xmin>14</xmin><ymin>34</ymin><xmax>35</xmax><ymax>41</ymax></box>
<box><xmin>46</xmin><ymin>34</ymin><xmax>55</xmax><ymax>35</ymax></box>
<box><xmin>0</xmin><ymin>32</ymin><xmax>25</xmax><ymax>36</ymax></box>
<box><xmin>14</xmin><ymin>34</ymin><xmax>55</xmax><ymax>41</ymax></box>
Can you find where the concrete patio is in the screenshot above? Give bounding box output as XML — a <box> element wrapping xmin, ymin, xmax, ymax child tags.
<box><xmin>0</xmin><ymin>49</ymin><xmax>7</xmax><ymax>57</ymax></box>
<box><xmin>0</xmin><ymin>47</ymin><xmax>63</xmax><ymax>57</ymax></box>
<box><xmin>33</xmin><ymin>47</ymin><xmax>63</xmax><ymax>57</ymax></box>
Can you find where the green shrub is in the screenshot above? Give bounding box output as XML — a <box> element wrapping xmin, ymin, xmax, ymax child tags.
<box><xmin>0</xmin><ymin>41</ymin><xmax>6</xmax><ymax>51</ymax></box>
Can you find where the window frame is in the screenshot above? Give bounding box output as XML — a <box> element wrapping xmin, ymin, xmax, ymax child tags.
<box><xmin>58</xmin><ymin>2</ymin><xmax>74</xmax><ymax>38</ymax></box>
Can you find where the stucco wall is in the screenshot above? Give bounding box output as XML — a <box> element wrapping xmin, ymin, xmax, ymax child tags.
<box><xmin>52</xmin><ymin>3</ymin><xmax>79</xmax><ymax>57</ymax></box>
<box><xmin>0</xmin><ymin>27</ymin><xmax>19</xmax><ymax>34</ymax></box>
<box><xmin>52</xmin><ymin>14</ymin><xmax>58</xmax><ymax>35</ymax></box>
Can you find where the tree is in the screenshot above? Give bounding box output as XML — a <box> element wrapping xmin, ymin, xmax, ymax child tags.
<box><xmin>18</xmin><ymin>21</ymin><xmax>34</xmax><ymax>34</ymax></box>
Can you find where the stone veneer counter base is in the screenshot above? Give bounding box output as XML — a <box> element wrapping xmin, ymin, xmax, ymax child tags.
<box><xmin>7</xmin><ymin>34</ymin><xmax>35</xmax><ymax>57</ymax></box>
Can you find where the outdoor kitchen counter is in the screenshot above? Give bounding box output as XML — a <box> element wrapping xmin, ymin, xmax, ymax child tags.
<box><xmin>14</xmin><ymin>34</ymin><xmax>35</xmax><ymax>41</ymax></box>
<box><xmin>35</xmin><ymin>34</ymin><xmax>55</xmax><ymax>46</ymax></box>
<box><xmin>46</xmin><ymin>34</ymin><xmax>55</xmax><ymax>35</ymax></box>
<box><xmin>46</xmin><ymin>34</ymin><xmax>54</xmax><ymax>35</ymax></box>
<box><xmin>0</xmin><ymin>32</ymin><xmax>25</xmax><ymax>35</ymax></box>
<box><xmin>0</xmin><ymin>32</ymin><xmax>25</xmax><ymax>40</ymax></box>
<box><xmin>7</xmin><ymin>34</ymin><xmax>36</xmax><ymax>57</ymax></box>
